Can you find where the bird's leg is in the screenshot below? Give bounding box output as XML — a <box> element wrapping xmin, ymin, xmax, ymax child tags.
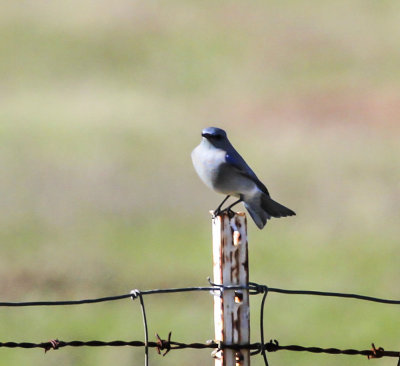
<box><xmin>213</xmin><ymin>195</ymin><xmax>230</xmax><ymax>217</ymax></box>
<box><xmin>225</xmin><ymin>198</ymin><xmax>243</xmax><ymax>216</ymax></box>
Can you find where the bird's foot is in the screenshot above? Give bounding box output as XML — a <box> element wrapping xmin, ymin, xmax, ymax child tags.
<box><xmin>213</xmin><ymin>208</ymin><xmax>221</xmax><ymax>218</ymax></box>
<box><xmin>213</xmin><ymin>208</ymin><xmax>235</xmax><ymax>218</ymax></box>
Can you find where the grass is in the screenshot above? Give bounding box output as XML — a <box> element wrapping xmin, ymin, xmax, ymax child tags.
<box><xmin>0</xmin><ymin>1</ymin><xmax>399</xmax><ymax>365</ymax></box>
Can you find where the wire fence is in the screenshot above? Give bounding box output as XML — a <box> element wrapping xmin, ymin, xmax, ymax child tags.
<box><xmin>1</xmin><ymin>280</ymin><xmax>399</xmax><ymax>365</ymax></box>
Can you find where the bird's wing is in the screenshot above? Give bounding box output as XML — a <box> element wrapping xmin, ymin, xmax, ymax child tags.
<box><xmin>225</xmin><ymin>152</ymin><xmax>270</xmax><ymax>196</ymax></box>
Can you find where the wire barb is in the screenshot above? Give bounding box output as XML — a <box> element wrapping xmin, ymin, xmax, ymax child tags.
<box><xmin>368</xmin><ymin>343</ymin><xmax>385</xmax><ymax>359</ymax></box>
<box><xmin>44</xmin><ymin>339</ymin><xmax>60</xmax><ymax>353</ymax></box>
<box><xmin>155</xmin><ymin>332</ymin><xmax>172</xmax><ymax>357</ymax></box>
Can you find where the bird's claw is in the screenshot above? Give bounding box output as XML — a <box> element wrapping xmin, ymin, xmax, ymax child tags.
<box><xmin>213</xmin><ymin>208</ymin><xmax>235</xmax><ymax>218</ymax></box>
<box><xmin>213</xmin><ymin>209</ymin><xmax>221</xmax><ymax>218</ymax></box>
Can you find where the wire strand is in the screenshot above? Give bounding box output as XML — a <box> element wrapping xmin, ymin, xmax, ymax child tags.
<box><xmin>267</xmin><ymin>287</ymin><xmax>400</xmax><ymax>304</ymax></box>
<box><xmin>259</xmin><ymin>286</ymin><xmax>269</xmax><ymax>366</ymax></box>
<box><xmin>1</xmin><ymin>282</ymin><xmax>399</xmax><ymax>307</ymax></box>
<box><xmin>131</xmin><ymin>290</ymin><xmax>149</xmax><ymax>366</ymax></box>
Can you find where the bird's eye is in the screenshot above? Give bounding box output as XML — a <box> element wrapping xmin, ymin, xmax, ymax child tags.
<box><xmin>214</xmin><ymin>134</ymin><xmax>222</xmax><ymax>140</ymax></box>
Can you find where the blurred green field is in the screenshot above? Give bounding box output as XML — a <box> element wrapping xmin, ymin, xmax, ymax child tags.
<box><xmin>1</xmin><ymin>1</ymin><xmax>399</xmax><ymax>365</ymax></box>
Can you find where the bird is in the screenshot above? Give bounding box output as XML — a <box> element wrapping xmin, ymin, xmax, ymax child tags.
<box><xmin>191</xmin><ymin>127</ymin><xmax>295</xmax><ymax>229</ymax></box>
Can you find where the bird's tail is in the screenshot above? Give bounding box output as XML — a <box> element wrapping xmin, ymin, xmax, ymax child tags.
<box><xmin>243</xmin><ymin>194</ymin><xmax>295</xmax><ymax>229</ymax></box>
<box><xmin>261</xmin><ymin>196</ymin><xmax>296</xmax><ymax>218</ymax></box>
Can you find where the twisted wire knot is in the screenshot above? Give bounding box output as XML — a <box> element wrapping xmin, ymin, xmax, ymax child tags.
<box><xmin>249</xmin><ymin>282</ymin><xmax>268</xmax><ymax>295</ymax></box>
<box><xmin>130</xmin><ymin>289</ymin><xmax>141</xmax><ymax>300</ymax></box>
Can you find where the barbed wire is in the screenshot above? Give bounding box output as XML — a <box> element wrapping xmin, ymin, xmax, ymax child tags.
<box><xmin>0</xmin><ymin>338</ymin><xmax>399</xmax><ymax>359</ymax></box>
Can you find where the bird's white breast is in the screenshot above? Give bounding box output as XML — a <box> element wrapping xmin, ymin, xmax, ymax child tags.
<box><xmin>191</xmin><ymin>144</ymin><xmax>226</xmax><ymax>191</ymax></box>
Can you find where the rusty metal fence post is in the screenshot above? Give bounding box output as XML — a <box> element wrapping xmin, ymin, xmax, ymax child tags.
<box><xmin>212</xmin><ymin>211</ymin><xmax>250</xmax><ymax>366</ymax></box>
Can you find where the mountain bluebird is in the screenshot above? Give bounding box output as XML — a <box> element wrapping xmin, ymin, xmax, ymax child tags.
<box><xmin>192</xmin><ymin>127</ymin><xmax>295</xmax><ymax>229</ymax></box>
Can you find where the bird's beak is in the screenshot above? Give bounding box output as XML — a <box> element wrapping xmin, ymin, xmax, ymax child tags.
<box><xmin>202</xmin><ymin>133</ymin><xmax>212</xmax><ymax>139</ymax></box>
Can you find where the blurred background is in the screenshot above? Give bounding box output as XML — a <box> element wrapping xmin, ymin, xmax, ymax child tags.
<box><xmin>1</xmin><ymin>1</ymin><xmax>399</xmax><ymax>365</ymax></box>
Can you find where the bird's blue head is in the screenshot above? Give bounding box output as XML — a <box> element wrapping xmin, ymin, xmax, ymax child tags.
<box><xmin>201</xmin><ymin>127</ymin><xmax>227</xmax><ymax>144</ymax></box>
